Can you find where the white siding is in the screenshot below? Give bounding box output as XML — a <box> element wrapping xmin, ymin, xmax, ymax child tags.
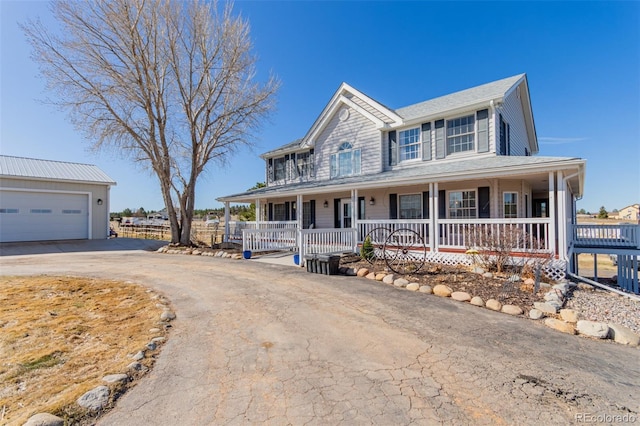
<box><xmin>497</xmin><ymin>84</ymin><xmax>530</xmax><ymax>156</ymax></box>
<box><xmin>0</xmin><ymin>177</ymin><xmax>110</xmax><ymax>240</ymax></box>
<box><xmin>344</xmin><ymin>93</ymin><xmax>395</xmax><ymax>124</ymax></box>
<box><xmin>314</xmin><ymin>105</ymin><xmax>381</xmax><ymax>181</ymax></box>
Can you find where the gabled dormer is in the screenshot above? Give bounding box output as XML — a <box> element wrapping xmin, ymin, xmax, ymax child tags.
<box><xmin>384</xmin><ymin>73</ymin><xmax>537</xmax><ymax>169</ymax></box>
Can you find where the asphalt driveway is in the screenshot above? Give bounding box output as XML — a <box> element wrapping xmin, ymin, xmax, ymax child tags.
<box><xmin>1</xmin><ymin>240</ymin><xmax>638</xmax><ymax>424</ymax></box>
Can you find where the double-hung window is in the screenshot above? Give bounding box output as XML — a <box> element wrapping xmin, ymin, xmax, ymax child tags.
<box><xmin>399</xmin><ymin>194</ymin><xmax>421</xmax><ymax>219</ymax></box>
<box><xmin>399</xmin><ymin>128</ymin><xmax>420</xmax><ymax>161</ymax></box>
<box><xmin>273</xmin><ymin>203</ymin><xmax>286</xmax><ymax>221</ymax></box>
<box><xmin>447</xmin><ymin>115</ymin><xmax>475</xmax><ymax>154</ymax></box>
<box><xmin>330</xmin><ymin>142</ymin><xmax>361</xmax><ymax>178</ymax></box>
<box><xmin>273</xmin><ymin>157</ymin><xmax>286</xmax><ymax>181</ymax></box>
<box><xmin>503</xmin><ymin>192</ymin><xmax>518</xmax><ymax>218</ymax></box>
<box><xmin>449</xmin><ymin>191</ymin><xmax>476</xmax><ymax>218</ymax></box>
<box><xmin>296</xmin><ymin>152</ymin><xmax>312</xmax><ymax>178</ymax></box>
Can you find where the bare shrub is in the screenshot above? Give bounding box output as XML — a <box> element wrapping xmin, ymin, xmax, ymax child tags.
<box><xmin>465</xmin><ymin>224</ymin><xmax>527</xmax><ymax>273</ymax></box>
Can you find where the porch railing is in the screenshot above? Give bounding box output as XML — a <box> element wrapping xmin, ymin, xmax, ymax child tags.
<box><xmin>358</xmin><ymin>219</ymin><xmax>430</xmax><ymax>242</ymax></box>
<box><xmin>299</xmin><ymin>228</ymin><xmax>358</xmax><ymax>265</ymax></box>
<box><xmin>242</xmin><ymin>228</ymin><xmax>297</xmax><ymax>253</ymax></box>
<box><xmin>572</xmin><ymin>224</ymin><xmax>640</xmax><ymax>249</ymax></box>
<box><xmin>229</xmin><ymin>220</ymin><xmax>297</xmax><ymax>240</ymax></box>
<box><xmin>357</xmin><ymin>218</ymin><xmax>551</xmax><ymax>253</ymax></box>
<box><xmin>439</xmin><ymin>218</ymin><xmax>551</xmax><ymax>252</ymax></box>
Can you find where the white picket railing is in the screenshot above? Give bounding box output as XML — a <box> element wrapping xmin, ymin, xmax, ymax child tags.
<box><xmin>242</xmin><ymin>228</ymin><xmax>297</xmax><ymax>253</ymax></box>
<box><xmin>358</xmin><ymin>219</ymin><xmax>430</xmax><ymax>242</ymax></box>
<box><xmin>229</xmin><ymin>220</ymin><xmax>297</xmax><ymax>240</ymax></box>
<box><xmin>438</xmin><ymin>218</ymin><xmax>551</xmax><ymax>252</ymax></box>
<box><xmin>299</xmin><ymin>228</ymin><xmax>358</xmax><ymax>265</ymax></box>
<box><xmin>572</xmin><ymin>224</ymin><xmax>640</xmax><ymax>248</ymax></box>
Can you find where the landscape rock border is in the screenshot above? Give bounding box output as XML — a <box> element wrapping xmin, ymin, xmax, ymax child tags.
<box><xmin>351</xmin><ymin>266</ymin><xmax>639</xmax><ymax>348</ymax></box>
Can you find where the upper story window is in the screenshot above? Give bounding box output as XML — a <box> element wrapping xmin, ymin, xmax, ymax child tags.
<box><xmin>330</xmin><ymin>142</ymin><xmax>361</xmax><ymax>178</ymax></box>
<box><xmin>273</xmin><ymin>157</ymin><xmax>286</xmax><ymax>181</ymax></box>
<box><xmin>296</xmin><ymin>151</ymin><xmax>313</xmax><ymax>178</ymax></box>
<box><xmin>399</xmin><ymin>128</ymin><xmax>420</xmax><ymax>161</ymax></box>
<box><xmin>449</xmin><ymin>190</ymin><xmax>476</xmax><ymax>218</ymax></box>
<box><xmin>447</xmin><ymin>115</ymin><xmax>475</xmax><ymax>154</ymax></box>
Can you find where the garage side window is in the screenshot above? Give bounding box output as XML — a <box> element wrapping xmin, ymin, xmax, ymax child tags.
<box><xmin>30</xmin><ymin>209</ymin><xmax>52</xmax><ymax>214</ymax></box>
<box><xmin>62</xmin><ymin>209</ymin><xmax>82</xmax><ymax>214</ymax></box>
<box><xmin>0</xmin><ymin>208</ymin><xmax>19</xmax><ymax>213</ymax></box>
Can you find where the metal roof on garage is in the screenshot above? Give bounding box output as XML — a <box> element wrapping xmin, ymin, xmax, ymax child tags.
<box><xmin>0</xmin><ymin>155</ymin><xmax>116</xmax><ymax>185</ymax></box>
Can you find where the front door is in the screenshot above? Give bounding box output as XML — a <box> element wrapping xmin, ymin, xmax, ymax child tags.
<box><xmin>341</xmin><ymin>198</ymin><xmax>352</xmax><ymax>228</ymax></box>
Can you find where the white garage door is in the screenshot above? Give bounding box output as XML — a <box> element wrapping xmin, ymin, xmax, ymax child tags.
<box><xmin>0</xmin><ymin>190</ymin><xmax>89</xmax><ymax>242</ymax></box>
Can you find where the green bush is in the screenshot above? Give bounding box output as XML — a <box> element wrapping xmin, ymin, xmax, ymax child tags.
<box><xmin>361</xmin><ymin>235</ymin><xmax>375</xmax><ymax>262</ymax></box>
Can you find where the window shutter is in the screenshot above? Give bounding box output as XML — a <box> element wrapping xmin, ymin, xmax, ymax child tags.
<box><xmin>388</xmin><ymin>131</ymin><xmax>397</xmax><ymax>166</ymax></box>
<box><xmin>358</xmin><ymin>196</ymin><xmax>365</xmax><ymax>220</ymax></box>
<box><xmin>478</xmin><ymin>187</ymin><xmax>490</xmax><ymax>218</ymax></box>
<box><xmin>268</xmin><ymin>203</ymin><xmax>273</xmax><ymax>221</ymax></box>
<box><xmin>353</xmin><ymin>149</ymin><xmax>361</xmax><ymax>174</ymax></box>
<box><xmin>435</xmin><ymin>120</ymin><xmax>445</xmax><ymax>159</ymax></box>
<box><xmin>330</xmin><ymin>154</ymin><xmax>337</xmax><ymax>178</ymax></box>
<box><xmin>438</xmin><ymin>190</ymin><xmax>446</xmax><ymax>218</ymax></box>
<box><xmin>334</xmin><ymin>199</ymin><xmax>341</xmax><ymax>228</ymax></box>
<box><xmin>310</xmin><ymin>200</ymin><xmax>316</xmax><ymax>228</ymax></box>
<box><xmin>389</xmin><ymin>194</ymin><xmax>398</xmax><ymax>219</ymax></box>
<box><xmin>309</xmin><ymin>149</ymin><xmax>315</xmax><ymax>177</ymax></box>
<box><xmin>284</xmin><ymin>201</ymin><xmax>290</xmax><ymax>221</ymax></box>
<box><xmin>284</xmin><ymin>154</ymin><xmax>290</xmax><ymax>181</ymax></box>
<box><xmin>268</xmin><ymin>158</ymin><xmax>274</xmax><ymax>182</ymax></box>
<box><xmin>507</xmin><ymin>123</ymin><xmax>511</xmax><ymax>156</ymax></box>
<box><xmin>499</xmin><ymin>114</ymin><xmax>507</xmax><ymax>155</ymax></box>
<box><xmin>476</xmin><ymin>109</ymin><xmax>489</xmax><ymax>153</ymax></box>
<box><xmin>421</xmin><ymin>123</ymin><xmax>432</xmax><ymax>161</ymax></box>
<box><xmin>422</xmin><ymin>191</ymin><xmax>430</xmax><ymax>219</ymax></box>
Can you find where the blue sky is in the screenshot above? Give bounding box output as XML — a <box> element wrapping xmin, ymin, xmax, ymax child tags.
<box><xmin>1</xmin><ymin>1</ymin><xmax>638</xmax><ymax>213</ymax></box>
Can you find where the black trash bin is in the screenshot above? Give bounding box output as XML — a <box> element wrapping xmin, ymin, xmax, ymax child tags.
<box><xmin>317</xmin><ymin>254</ymin><xmax>329</xmax><ymax>275</ymax></box>
<box><xmin>304</xmin><ymin>254</ymin><xmax>317</xmax><ymax>273</ymax></box>
<box><xmin>317</xmin><ymin>254</ymin><xmax>341</xmax><ymax>275</ymax></box>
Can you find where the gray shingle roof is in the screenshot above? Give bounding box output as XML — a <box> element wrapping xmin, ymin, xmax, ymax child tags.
<box><xmin>0</xmin><ymin>155</ymin><xmax>116</xmax><ymax>185</ymax></box>
<box><xmin>260</xmin><ymin>138</ymin><xmax>303</xmax><ymax>158</ymax></box>
<box><xmin>262</xmin><ymin>74</ymin><xmax>526</xmax><ymax>156</ymax></box>
<box><xmin>218</xmin><ymin>155</ymin><xmax>584</xmax><ymax>201</ymax></box>
<box><xmin>395</xmin><ymin>74</ymin><xmax>525</xmax><ymax>121</ymax></box>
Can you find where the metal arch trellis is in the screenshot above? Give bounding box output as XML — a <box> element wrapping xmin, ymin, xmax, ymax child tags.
<box><xmin>362</xmin><ymin>227</ymin><xmax>427</xmax><ymax>274</ymax></box>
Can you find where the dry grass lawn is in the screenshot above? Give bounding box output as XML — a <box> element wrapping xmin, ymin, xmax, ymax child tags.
<box><xmin>0</xmin><ymin>276</ymin><xmax>168</xmax><ymax>425</ymax></box>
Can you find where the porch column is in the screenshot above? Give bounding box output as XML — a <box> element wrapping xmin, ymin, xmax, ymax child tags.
<box><xmin>296</xmin><ymin>194</ymin><xmax>303</xmax><ymax>265</ymax></box>
<box><xmin>557</xmin><ymin>171</ymin><xmax>566</xmax><ymax>260</ymax></box>
<box><xmin>548</xmin><ymin>172</ymin><xmax>557</xmax><ymax>256</ymax></box>
<box><xmin>427</xmin><ymin>182</ymin><xmax>438</xmax><ymax>250</ymax></box>
<box><xmin>352</xmin><ymin>188</ymin><xmax>358</xmax><ymax>230</ymax></box>
<box><xmin>433</xmin><ymin>182</ymin><xmax>439</xmax><ymax>253</ymax></box>
<box><xmin>224</xmin><ymin>201</ymin><xmax>230</xmax><ymax>243</ymax></box>
<box><xmin>256</xmin><ymin>199</ymin><xmax>262</xmax><ymax>228</ymax></box>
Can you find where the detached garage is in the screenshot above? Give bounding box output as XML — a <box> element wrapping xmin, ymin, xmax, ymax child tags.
<box><xmin>0</xmin><ymin>155</ymin><xmax>116</xmax><ymax>243</ymax></box>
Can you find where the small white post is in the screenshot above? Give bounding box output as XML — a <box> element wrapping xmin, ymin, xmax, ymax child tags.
<box><xmin>548</xmin><ymin>172</ymin><xmax>556</xmax><ymax>256</ymax></box>
<box><xmin>256</xmin><ymin>199</ymin><xmax>262</xmax><ymax>228</ymax></box>
<box><xmin>224</xmin><ymin>201</ymin><xmax>230</xmax><ymax>243</ymax></box>
<box><xmin>433</xmin><ymin>182</ymin><xmax>439</xmax><ymax>253</ymax></box>
<box><xmin>428</xmin><ymin>182</ymin><xmax>434</xmax><ymax>251</ymax></box>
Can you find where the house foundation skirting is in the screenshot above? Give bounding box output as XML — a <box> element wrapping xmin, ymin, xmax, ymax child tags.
<box><xmin>419</xmin><ymin>251</ymin><xmax>567</xmax><ymax>282</ymax></box>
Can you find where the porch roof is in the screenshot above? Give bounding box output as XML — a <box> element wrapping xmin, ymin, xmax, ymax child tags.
<box><xmin>218</xmin><ymin>156</ymin><xmax>585</xmax><ymax>203</ymax></box>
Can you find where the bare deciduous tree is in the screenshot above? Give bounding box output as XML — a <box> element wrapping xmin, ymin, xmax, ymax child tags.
<box><xmin>23</xmin><ymin>0</ymin><xmax>279</xmax><ymax>244</ymax></box>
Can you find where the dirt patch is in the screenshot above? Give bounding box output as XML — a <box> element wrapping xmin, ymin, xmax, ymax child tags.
<box><xmin>340</xmin><ymin>256</ymin><xmax>549</xmax><ymax>309</ymax></box>
<box><xmin>0</xmin><ymin>276</ymin><xmax>169</xmax><ymax>425</ymax></box>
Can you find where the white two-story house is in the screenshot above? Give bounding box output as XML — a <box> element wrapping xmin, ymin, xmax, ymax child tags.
<box><xmin>219</xmin><ymin>74</ymin><xmax>587</xmax><ymax>278</ymax></box>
